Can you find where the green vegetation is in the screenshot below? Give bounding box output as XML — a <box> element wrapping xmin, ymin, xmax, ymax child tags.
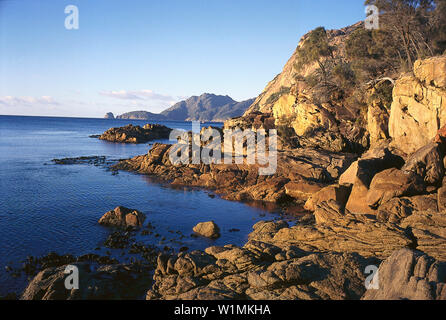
<box><xmin>291</xmin><ymin>0</ymin><xmax>445</xmax><ymax>123</ymax></box>
<box><xmin>332</xmin><ymin>62</ymin><xmax>356</xmax><ymax>89</ymax></box>
<box><xmin>294</xmin><ymin>27</ymin><xmax>354</xmax><ymax>105</ymax></box>
<box><xmin>295</xmin><ymin>27</ymin><xmax>335</xmax><ymax>86</ymax></box>
<box><xmin>295</xmin><ymin>27</ymin><xmax>333</xmax><ymax>66</ymax></box>
<box><xmin>368</xmin><ymin>80</ymin><xmax>394</xmax><ymax>109</ymax></box>
<box><xmin>276</xmin><ymin>115</ymin><xmax>299</xmax><ymax>148</ymax></box>
<box><xmin>265</xmin><ymin>86</ymin><xmax>291</xmax><ymax>105</ymax></box>
<box><xmin>345</xmin><ymin>28</ymin><xmax>395</xmax><ymax>82</ymax></box>
<box><xmin>364</xmin><ymin>0</ymin><xmax>446</xmax><ymax>70</ymax></box>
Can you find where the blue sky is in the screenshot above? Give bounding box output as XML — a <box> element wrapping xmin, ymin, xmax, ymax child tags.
<box><xmin>0</xmin><ymin>0</ymin><xmax>367</xmax><ymax>117</ymax></box>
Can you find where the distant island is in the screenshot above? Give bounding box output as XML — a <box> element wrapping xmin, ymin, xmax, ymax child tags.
<box><xmin>104</xmin><ymin>93</ymin><xmax>255</xmax><ymax>122</ymax></box>
<box><xmin>115</xmin><ymin>111</ymin><xmax>167</xmax><ymax>121</ymax></box>
<box><xmin>104</xmin><ymin>112</ymin><xmax>115</xmax><ymax>119</ymax></box>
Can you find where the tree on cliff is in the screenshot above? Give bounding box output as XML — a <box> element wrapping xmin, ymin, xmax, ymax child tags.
<box><xmin>345</xmin><ymin>28</ymin><xmax>398</xmax><ymax>81</ymax></box>
<box><xmin>431</xmin><ymin>0</ymin><xmax>446</xmax><ymax>53</ymax></box>
<box><xmin>295</xmin><ymin>27</ymin><xmax>334</xmax><ymax>86</ymax></box>
<box><xmin>294</xmin><ymin>27</ymin><xmax>355</xmax><ymax>97</ymax></box>
<box><xmin>364</xmin><ymin>0</ymin><xmax>444</xmax><ymax>70</ymax></box>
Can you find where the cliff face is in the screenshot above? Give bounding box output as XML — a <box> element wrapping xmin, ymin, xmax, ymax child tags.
<box><xmin>231</xmin><ymin>22</ymin><xmax>370</xmax><ymax>153</ymax></box>
<box><xmin>245</xmin><ymin>22</ymin><xmax>363</xmax><ymax>116</ymax></box>
<box><xmin>389</xmin><ymin>56</ymin><xmax>446</xmax><ymax>154</ymax></box>
<box><xmin>234</xmin><ymin>22</ymin><xmax>446</xmax><ymax>156</ymax></box>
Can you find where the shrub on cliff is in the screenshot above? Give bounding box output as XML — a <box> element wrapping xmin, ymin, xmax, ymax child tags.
<box><xmin>295</xmin><ymin>27</ymin><xmax>335</xmax><ymax>86</ymax></box>
<box><xmin>345</xmin><ymin>28</ymin><xmax>397</xmax><ymax>82</ymax></box>
<box><xmin>265</xmin><ymin>86</ymin><xmax>291</xmax><ymax>105</ymax></box>
<box><xmin>365</xmin><ymin>0</ymin><xmax>445</xmax><ymax>71</ymax></box>
<box><xmin>332</xmin><ymin>62</ymin><xmax>356</xmax><ymax>89</ymax></box>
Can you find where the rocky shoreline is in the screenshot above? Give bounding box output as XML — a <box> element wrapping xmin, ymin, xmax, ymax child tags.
<box><xmin>110</xmin><ymin>135</ymin><xmax>446</xmax><ymax>299</ymax></box>
<box><xmin>20</xmin><ymin>129</ymin><xmax>446</xmax><ymax>299</ymax></box>
<box><xmin>113</xmin><ymin>143</ymin><xmax>356</xmax><ymax>205</ymax></box>
<box><xmin>8</xmin><ymin>207</ymin><xmax>160</xmax><ymax>300</ymax></box>
<box><xmin>17</xmin><ymin>54</ymin><xmax>446</xmax><ymax>300</ymax></box>
<box><xmin>96</xmin><ymin>123</ymin><xmax>172</xmax><ymax>144</ymax></box>
<box><xmin>125</xmin><ymin>56</ymin><xmax>446</xmax><ymax>299</ymax></box>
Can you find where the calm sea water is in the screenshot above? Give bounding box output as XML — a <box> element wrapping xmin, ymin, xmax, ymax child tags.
<box><xmin>0</xmin><ymin>115</ymin><xmax>282</xmax><ymax>295</ymax></box>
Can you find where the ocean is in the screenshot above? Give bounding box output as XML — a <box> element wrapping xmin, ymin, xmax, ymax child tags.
<box><xmin>0</xmin><ymin>115</ymin><xmax>282</xmax><ymax>296</ymax></box>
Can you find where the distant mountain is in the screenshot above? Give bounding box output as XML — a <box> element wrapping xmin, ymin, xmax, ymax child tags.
<box><xmin>113</xmin><ymin>93</ymin><xmax>254</xmax><ymax>122</ymax></box>
<box><xmin>116</xmin><ymin>111</ymin><xmax>167</xmax><ymax>121</ymax></box>
<box><xmin>211</xmin><ymin>98</ymin><xmax>255</xmax><ymax>122</ymax></box>
<box><xmin>160</xmin><ymin>93</ymin><xmax>237</xmax><ymax>121</ymax></box>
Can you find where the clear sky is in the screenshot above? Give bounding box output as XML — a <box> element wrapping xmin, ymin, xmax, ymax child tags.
<box><xmin>0</xmin><ymin>0</ymin><xmax>367</xmax><ymax>118</ymax></box>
